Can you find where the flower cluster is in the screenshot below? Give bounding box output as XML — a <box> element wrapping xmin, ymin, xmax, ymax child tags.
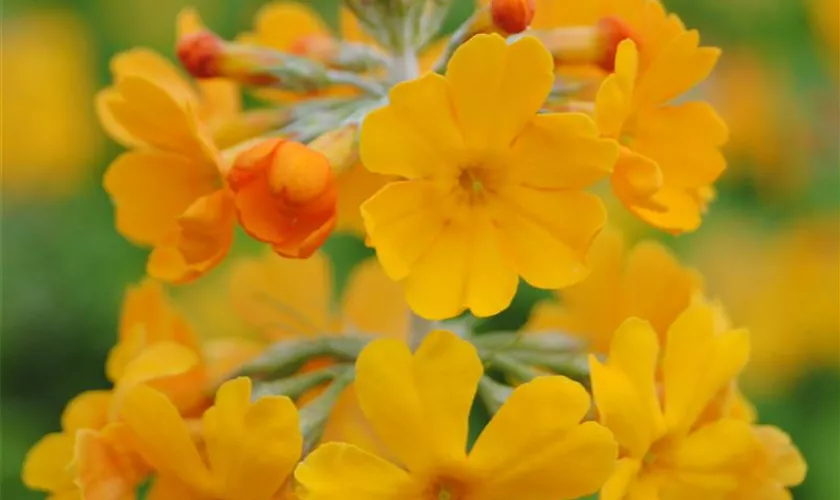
<box><xmin>24</xmin><ymin>1</ymin><xmax>807</xmax><ymax>499</ymax></box>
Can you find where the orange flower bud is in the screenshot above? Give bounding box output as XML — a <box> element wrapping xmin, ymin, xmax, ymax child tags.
<box><xmin>491</xmin><ymin>0</ymin><xmax>535</xmax><ymax>34</ymax></box>
<box><xmin>177</xmin><ymin>31</ymin><xmax>224</xmax><ymax>79</ymax></box>
<box><xmin>597</xmin><ymin>16</ymin><xmax>637</xmax><ymax>72</ymax></box>
<box><xmin>308</xmin><ymin>124</ymin><xmax>359</xmax><ymax>176</ymax></box>
<box><xmin>228</xmin><ymin>139</ymin><xmax>337</xmax><ymax>259</ymax></box>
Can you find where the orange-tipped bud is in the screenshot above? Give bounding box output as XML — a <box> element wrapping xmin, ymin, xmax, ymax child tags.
<box><xmin>491</xmin><ymin>0</ymin><xmax>535</xmax><ymax>34</ymax></box>
<box><xmin>597</xmin><ymin>16</ymin><xmax>637</xmax><ymax>71</ymax></box>
<box><xmin>177</xmin><ymin>31</ymin><xmax>224</xmax><ymax>79</ymax></box>
<box><xmin>289</xmin><ymin>35</ymin><xmax>340</xmax><ymax>63</ymax></box>
<box><xmin>228</xmin><ymin>139</ymin><xmax>337</xmax><ymax>259</ymax></box>
<box><xmin>308</xmin><ymin>124</ymin><xmax>359</xmax><ymax>176</ymax></box>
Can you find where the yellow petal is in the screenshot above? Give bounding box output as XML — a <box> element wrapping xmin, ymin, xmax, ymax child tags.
<box><xmin>229</xmin><ymin>251</ymin><xmax>334</xmax><ymax>339</ymax></box>
<box><xmin>147</xmin><ymin>474</ymin><xmax>206</xmax><ymax>500</ymax></box>
<box><xmin>600</xmin><ymin>458</ymin><xmax>643</xmax><ymax>500</ymax></box>
<box><xmin>447</xmin><ymin>34</ymin><xmax>554</xmax><ymax>150</ymax></box>
<box><xmin>509</xmin><ymin>113</ymin><xmax>617</xmax><ymax>189</ymax></box>
<box><xmin>61</xmin><ymin>391</ymin><xmax>112</xmax><ymax>433</ymax></box>
<box><xmin>589</xmin><ymin>319</ymin><xmax>664</xmax><ymax>458</ymax></box>
<box><xmin>107</xmin><ymin>77</ymin><xmax>210</xmax><ymax>160</ymax></box>
<box><xmin>627</xmin><ymin>185</ymin><xmax>703</xmax><ymax>233</ymax></box>
<box><xmin>96</xmin><ymin>88</ymin><xmax>144</xmax><ymax>148</ymax></box>
<box><xmin>666</xmin><ymin>419</ymin><xmax>757</xmax><ymax>494</ymax></box>
<box><xmin>147</xmin><ymin>189</ymin><xmax>236</xmax><ymax>284</ymax></box>
<box><xmin>362</xmin><ymin>180</ymin><xmax>452</xmax><ymax>282</ymax></box>
<box><xmin>109</xmin><ymin>48</ymin><xmax>195</xmax><ymax>106</ymax></box>
<box><xmin>74</xmin><ymin>429</ymin><xmax>143</xmax><ymax>500</ymax></box>
<box><xmin>295</xmin><ymin>443</ymin><xmax>419</xmax><ymax>500</ymax></box>
<box><xmin>754</xmin><ymin>425</ymin><xmax>807</xmax><ymax>487</ymax></box>
<box><xmin>610</xmin><ymin>147</ymin><xmax>663</xmax><ymax>206</ymax></box>
<box><xmin>103</xmin><ymin>151</ymin><xmax>217</xmax><ymax>246</ymax></box>
<box><xmin>198</xmin><ymin>80</ymin><xmax>242</xmax><ymax>140</ymax></box>
<box><xmin>119</xmin><ymin>384</ymin><xmax>212</xmax><ymax>492</ymax></box>
<box><xmin>252</xmin><ymin>1</ymin><xmax>331</xmax><ymax>51</ymax></box>
<box><xmin>401</xmin><ymin>217</ymin><xmax>469</xmax><ymax>320</ymax></box>
<box><xmin>340</xmin><ymin>259</ymin><xmax>409</xmax><ymax>339</ymax></box>
<box><xmin>495</xmin><ymin>187</ymin><xmax>606</xmax><ymax>289</ymax></box>
<box><xmin>360</xmin><ymin>73</ymin><xmax>463</xmax><ymax>179</ymax></box>
<box><xmin>623</xmin><ymin>240</ymin><xmax>703</xmax><ymax>341</ymax></box>
<box><xmin>22</xmin><ymin>433</ymin><xmax>75</xmax><ymax>492</ymax></box>
<box><xmin>634</xmin><ymin>102</ymin><xmax>728</xmax><ymax>188</ymax></box>
<box><xmin>470</xmin><ymin>377</ymin><xmax>617</xmax><ymax>499</ymax></box>
<box><xmin>355</xmin><ymin>332</ymin><xmax>482</xmax><ymax>474</ymax></box>
<box><xmin>595</xmin><ymin>39</ymin><xmax>639</xmax><ymax>139</ymax></box>
<box><xmin>463</xmin><ymin>207</ymin><xmax>519</xmax><ymax>318</ymax></box>
<box><xmin>334</xmin><ymin>163</ymin><xmax>390</xmax><ymax>235</ymax></box>
<box><xmin>339</xmin><ymin>7</ymin><xmax>376</xmax><ymax>45</ymax></box>
<box><xmin>115</xmin><ymin>341</ymin><xmax>204</xmax><ymax>414</ymax></box>
<box><xmin>662</xmin><ymin>303</ymin><xmax>751</xmax><ymax>435</ymax></box>
<box><xmin>634</xmin><ymin>30</ymin><xmax>721</xmax><ymax>109</ymax></box>
<box><xmin>203</xmin><ymin>377</ymin><xmax>302</xmax><ymax>500</ymax></box>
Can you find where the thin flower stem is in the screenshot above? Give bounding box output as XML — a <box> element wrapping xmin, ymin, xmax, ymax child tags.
<box><xmin>409</xmin><ymin>311</ymin><xmax>436</xmax><ymax>350</ymax></box>
<box><xmin>299</xmin><ymin>366</ymin><xmax>355</xmax><ymax>454</ymax></box>
<box><xmin>390</xmin><ymin>48</ymin><xmax>420</xmax><ymax>83</ymax></box>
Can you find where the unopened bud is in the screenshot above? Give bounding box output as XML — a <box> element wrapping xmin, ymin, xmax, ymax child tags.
<box><xmin>597</xmin><ymin>16</ymin><xmax>637</xmax><ymax>71</ymax></box>
<box><xmin>307</xmin><ymin>124</ymin><xmax>359</xmax><ymax>176</ymax></box>
<box><xmin>491</xmin><ymin>0</ymin><xmax>535</xmax><ymax>34</ymax></box>
<box><xmin>177</xmin><ymin>31</ymin><xmax>225</xmax><ymax>79</ymax></box>
<box><xmin>228</xmin><ymin>139</ymin><xmax>337</xmax><ymax>259</ymax></box>
<box><xmin>531</xmin><ymin>17</ymin><xmax>637</xmax><ymax>72</ymax></box>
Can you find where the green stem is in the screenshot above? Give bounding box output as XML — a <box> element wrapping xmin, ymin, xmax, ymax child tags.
<box><xmin>299</xmin><ymin>366</ymin><xmax>356</xmax><ymax>454</ymax></box>
<box><xmin>232</xmin><ymin>336</ymin><xmax>373</xmax><ymax>380</ymax></box>
<box><xmin>251</xmin><ymin>365</ymin><xmax>349</xmax><ymax>400</ymax></box>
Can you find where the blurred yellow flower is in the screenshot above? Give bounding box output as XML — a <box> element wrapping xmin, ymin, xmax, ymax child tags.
<box><xmin>709</xmin><ymin>51</ymin><xmax>812</xmax><ymax>197</ymax></box>
<box><xmin>690</xmin><ymin>217</ymin><xmax>840</xmax><ymax>392</ymax></box>
<box><xmin>527</xmin><ymin>228</ymin><xmax>703</xmax><ymax>353</ymax></box>
<box><xmin>1</xmin><ymin>10</ymin><xmax>102</xmax><ymax>200</ymax></box>
<box><xmin>120</xmin><ymin>377</ymin><xmax>301</xmax><ymax>499</ymax></box>
<box><xmin>98</xmin><ymin>43</ymin><xmax>239</xmax><ymax>283</ymax></box>
<box><xmin>590</xmin><ymin>303</ymin><xmax>755</xmax><ymax>499</ymax></box>
<box><xmin>22</xmin><ymin>391</ymin><xmax>147</xmax><ymax>500</ymax></box>
<box><xmin>296</xmin><ymin>330</ymin><xmax>617</xmax><ymax>499</ymax></box>
<box><xmin>361</xmin><ymin>34</ymin><xmax>617</xmax><ymax>319</ymax></box>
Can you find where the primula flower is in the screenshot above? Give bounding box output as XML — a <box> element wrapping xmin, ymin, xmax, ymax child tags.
<box><xmin>228</xmin><ymin>138</ymin><xmax>338</xmax><ymax>258</ymax></box>
<box><xmin>595</xmin><ymin>38</ymin><xmax>727</xmax><ymax>232</ymax></box>
<box><xmin>590</xmin><ymin>302</ymin><xmax>758</xmax><ymax>499</ymax></box>
<box><xmin>22</xmin><ymin>391</ymin><xmax>146</xmax><ymax>500</ymax></box>
<box><xmin>98</xmin><ymin>38</ymin><xmax>239</xmax><ymax>283</ymax></box>
<box><xmin>361</xmin><ymin>34</ymin><xmax>618</xmax><ymax>319</ymax></box>
<box><xmin>296</xmin><ymin>330</ymin><xmax>618</xmax><ymax>499</ymax></box>
<box><xmin>119</xmin><ymin>377</ymin><xmax>302</xmax><ymax>499</ymax></box>
<box><xmin>527</xmin><ymin>228</ymin><xmax>703</xmax><ymax>353</ymax></box>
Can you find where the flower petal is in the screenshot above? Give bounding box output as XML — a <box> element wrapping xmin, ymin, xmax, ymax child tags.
<box><xmin>252</xmin><ymin>1</ymin><xmax>331</xmax><ymax>51</ymax></box>
<box><xmin>662</xmin><ymin>303</ymin><xmax>751</xmax><ymax>435</ymax></box>
<box><xmin>360</xmin><ymin>73</ymin><xmax>463</xmax><ymax>179</ymax></box>
<box><xmin>463</xmin><ymin>207</ymin><xmax>519</xmax><ymax>317</ymax></box>
<box><xmin>74</xmin><ymin>429</ymin><xmax>144</xmax><ymax>500</ymax></box>
<box><xmin>595</xmin><ymin>39</ymin><xmax>639</xmax><ymax>139</ymax></box>
<box><xmin>295</xmin><ymin>443</ymin><xmax>420</xmax><ymax>500</ymax></box>
<box><xmin>340</xmin><ymin>259</ymin><xmax>409</xmax><ymax>339</ymax></box>
<box><xmin>634</xmin><ymin>30</ymin><xmax>721</xmax><ymax>109</ymax></box>
<box><xmin>355</xmin><ymin>332</ymin><xmax>481</xmax><ymax>474</ymax></box>
<box><xmin>495</xmin><ymin>187</ymin><xmax>606</xmax><ymax>289</ymax></box>
<box><xmin>469</xmin><ymin>377</ymin><xmax>617</xmax><ymax>499</ymax></box>
<box><xmin>147</xmin><ymin>189</ymin><xmax>236</xmax><ymax>284</ymax></box>
<box><xmin>509</xmin><ymin>113</ymin><xmax>617</xmax><ymax>189</ymax></box>
<box><xmin>447</xmin><ymin>34</ymin><xmax>554</xmax><ymax>150</ymax></box>
<box><xmin>103</xmin><ymin>151</ymin><xmax>217</xmax><ymax>246</ymax></box>
<box><xmin>203</xmin><ymin>377</ymin><xmax>302</xmax><ymax>500</ymax></box>
<box><xmin>61</xmin><ymin>391</ymin><xmax>112</xmax><ymax>433</ymax></box>
<box><xmin>627</xmin><ymin>185</ymin><xmax>704</xmax><ymax>234</ymax></box>
<box><xmin>229</xmin><ymin>251</ymin><xmax>334</xmax><ymax>339</ymax></box>
<box><xmin>118</xmin><ymin>384</ymin><xmax>212</xmax><ymax>492</ymax></box>
<box><xmin>22</xmin><ymin>433</ymin><xmax>75</xmax><ymax>493</ymax></box>
<box><xmin>362</xmin><ymin>180</ymin><xmax>452</xmax><ymax>282</ymax></box>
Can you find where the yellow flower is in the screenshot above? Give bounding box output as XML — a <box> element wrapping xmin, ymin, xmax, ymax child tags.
<box><xmin>98</xmin><ymin>10</ymin><xmax>242</xmax><ymax>284</ymax></box>
<box><xmin>729</xmin><ymin>426</ymin><xmax>807</xmax><ymax>500</ymax></box>
<box><xmin>22</xmin><ymin>391</ymin><xmax>146</xmax><ymax>500</ymax></box>
<box><xmin>590</xmin><ymin>302</ymin><xmax>757</xmax><ymax>499</ymax></box>
<box><xmin>0</xmin><ymin>9</ymin><xmax>103</xmax><ymax>201</ymax></box>
<box><xmin>295</xmin><ymin>330</ymin><xmax>618</xmax><ymax>499</ymax></box>
<box><xmin>595</xmin><ymin>37</ymin><xmax>726</xmax><ymax>233</ymax></box>
<box><xmin>527</xmin><ymin>228</ymin><xmax>703</xmax><ymax>353</ymax></box>
<box><xmin>690</xmin><ymin>216</ymin><xmax>840</xmax><ymax>392</ymax></box>
<box><xmin>361</xmin><ymin>34</ymin><xmax>618</xmax><ymax>319</ymax></box>
<box><xmin>119</xmin><ymin>377</ymin><xmax>302</xmax><ymax>499</ymax></box>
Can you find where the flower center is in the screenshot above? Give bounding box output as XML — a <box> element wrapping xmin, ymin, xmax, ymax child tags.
<box><xmin>428</xmin><ymin>475</ymin><xmax>467</xmax><ymax>500</ymax></box>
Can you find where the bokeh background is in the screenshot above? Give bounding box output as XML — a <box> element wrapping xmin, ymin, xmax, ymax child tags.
<box><xmin>1</xmin><ymin>0</ymin><xmax>837</xmax><ymax>498</ymax></box>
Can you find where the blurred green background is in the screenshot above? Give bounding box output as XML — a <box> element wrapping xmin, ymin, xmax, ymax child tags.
<box><xmin>1</xmin><ymin>0</ymin><xmax>837</xmax><ymax>498</ymax></box>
